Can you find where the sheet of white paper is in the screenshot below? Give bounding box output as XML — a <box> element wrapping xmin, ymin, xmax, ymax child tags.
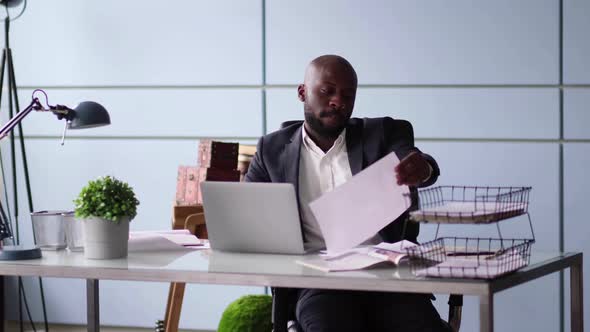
<box><xmin>159</xmin><ymin>233</ymin><xmax>202</xmax><ymax>246</ymax></box>
<box><xmin>415</xmin><ymin>254</ymin><xmax>527</xmax><ymax>279</ymax></box>
<box><xmin>320</xmin><ymin>246</ymin><xmax>372</xmax><ymax>258</ymax></box>
<box><xmin>130</xmin><ymin>229</ymin><xmax>191</xmax><ymax>236</ymax></box>
<box><xmin>374</xmin><ymin>240</ymin><xmax>417</xmax><ymax>253</ymax></box>
<box><xmin>129</xmin><ymin>230</ymin><xmax>201</xmax><ymax>246</ymax></box>
<box><xmin>417</xmin><ymin>201</ymin><xmax>528</xmax><ymax>215</ymax></box>
<box><xmin>415</xmin><ymin>258</ymin><xmax>503</xmax><ymax>279</ymax></box>
<box><xmin>309</xmin><ymin>151</ymin><xmax>410</xmax><ymax>255</ymax></box>
<box><xmin>128</xmin><ymin>234</ymin><xmax>199</xmax><ymax>252</ymax></box>
<box><xmin>296</xmin><ymin>247</ymin><xmax>387</xmax><ymax>272</ymax></box>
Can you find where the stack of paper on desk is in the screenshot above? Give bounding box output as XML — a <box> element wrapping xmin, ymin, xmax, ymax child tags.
<box><xmin>414</xmin><ymin>257</ymin><xmax>505</xmax><ymax>279</ymax></box>
<box><xmin>415</xmin><ymin>247</ymin><xmax>528</xmax><ymax>279</ymax></box>
<box><xmin>128</xmin><ymin>230</ymin><xmax>203</xmax><ymax>252</ymax></box>
<box><xmin>410</xmin><ymin>201</ymin><xmax>528</xmax><ymax>223</ymax></box>
<box><xmin>297</xmin><ymin>239</ymin><xmax>528</xmax><ymax>278</ymax></box>
<box><xmin>296</xmin><ymin>249</ymin><xmax>387</xmax><ymax>272</ymax></box>
<box><xmin>309</xmin><ymin>151</ymin><xmax>410</xmax><ymax>255</ymax></box>
<box><xmin>296</xmin><ymin>241</ymin><xmax>417</xmax><ymax>272</ymax></box>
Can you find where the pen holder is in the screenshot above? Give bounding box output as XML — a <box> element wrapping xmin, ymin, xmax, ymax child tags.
<box><xmin>63</xmin><ymin>211</ymin><xmax>84</xmax><ymax>251</ymax></box>
<box><xmin>31</xmin><ymin>210</ymin><xmax>68</xmax><ymax>250</ymax></box>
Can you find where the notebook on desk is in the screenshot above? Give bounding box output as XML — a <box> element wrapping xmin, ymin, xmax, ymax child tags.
<box><xmin>200</xmin><ymin>182</ymin><xmax>306</xmax><ymax>254</ymax></box>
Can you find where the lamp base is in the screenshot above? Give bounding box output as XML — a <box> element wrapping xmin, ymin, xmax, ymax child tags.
<box><xmin>0</xmin><ymin>245</ymin><xmax>42</xmax><ymax>260</ymax></box>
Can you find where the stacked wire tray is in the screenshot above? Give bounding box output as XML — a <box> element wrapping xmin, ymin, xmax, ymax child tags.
<box><xmin>401</xmin><ymin>186</ymin><xmax>535</xmax><ymax>279</ymax></box>
<box><xmin>407</xmin><ymin>186</ymin><xmax>531</xmax><ymax>224</ymax></box>
<box><xmin>405</xmin><ymin>237</ymin><xmax>533</xmax><ymax>279</ymax></box>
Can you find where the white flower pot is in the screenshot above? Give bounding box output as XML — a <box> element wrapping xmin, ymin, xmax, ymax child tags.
<box><xmin>82</xmin><ymin>216</ymin><xmax>129</xmax><ymax>259</ymax></box>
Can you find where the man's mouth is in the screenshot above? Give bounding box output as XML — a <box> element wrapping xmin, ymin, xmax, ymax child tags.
<box><xmin>321</xmin><ymin>111</ymin><xmax>342</xmax><ymax>119</ymax></box>
<box><xmin>320</xmin><ymin>113</ymin><xmax>345</xmax><ymax>128</ymax></box>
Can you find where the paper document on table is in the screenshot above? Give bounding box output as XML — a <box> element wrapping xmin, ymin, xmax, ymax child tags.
<box><xmin>309</xmin><ymin>151</ymin><xmax>410</xmax><ymax>255</ymax></box>
<box><xmin>130</xmin><ymin>229</ymin><xmax>191</xmax><ymax>236</ymax></box>
<box><xmin>296</xmin><ymin>241</ymin><xmax>415</xmax><ymax>272</ymax></box>
<box><xmin>374</xmin><ymin>240</ymin><xmax>417</xmax><ymax>253</ymax></box>
<box><xmin>296</xmin><ymin>247</ymin><xmax>387</xmax><ymax>272</ymax></box>
<box><xmin>128</xmin><ymin>230</ymin><xmax>202</xmax><ymax>252</ymax></box>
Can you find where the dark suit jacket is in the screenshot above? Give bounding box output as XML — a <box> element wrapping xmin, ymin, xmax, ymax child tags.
<box><xmin>244</xmin><ymin>117</ymin><xmax>440</xmax><ymax>243</ymax></box>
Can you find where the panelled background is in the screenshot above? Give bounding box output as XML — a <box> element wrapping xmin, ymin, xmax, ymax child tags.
<box><xmin>0</xmin><ymin>1</ymin><xmax>588</xmax><ymax>331</ymax></box>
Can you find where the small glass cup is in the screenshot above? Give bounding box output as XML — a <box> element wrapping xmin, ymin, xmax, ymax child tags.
<box><xmin>63</xmin><ymin>211</ymin><xmax>84</xmax><ymax>252</ymax></box>
<box><xmin>30</xmin><ymin>210</ymin><xmax>67</xmax><ymax>250</ymax></box>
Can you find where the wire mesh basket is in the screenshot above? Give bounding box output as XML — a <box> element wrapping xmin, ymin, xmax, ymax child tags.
<box><xmin>405</xmin><ymin>237</ymin><xmax>533</xmax><ymax>279</ymax></box>
<box><xmin>406</xmin><ymin>186</ymin><xmax>531</xmax><ymax>224</ymax></box>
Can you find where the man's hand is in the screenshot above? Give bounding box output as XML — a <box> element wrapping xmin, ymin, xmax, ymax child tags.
<box><xmin>394</xmin><ymin>151</ymin><xmax>432</xmax><ymax>186</ymax></box>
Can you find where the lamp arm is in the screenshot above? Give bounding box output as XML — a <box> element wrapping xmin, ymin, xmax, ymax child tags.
<box><xmin>0</xmin><ymin>98</ymin><xmax>76</xmax><ymax>141</ymax></box>
<box><xmin>0</xmin><ymin>98</ymin><xmax>43</xmax><ymax>140</ymax></box>
<box><xmin>48</xmin><ymin>104</ymin><xmax>76</xmax><ymax>121</ymax></box>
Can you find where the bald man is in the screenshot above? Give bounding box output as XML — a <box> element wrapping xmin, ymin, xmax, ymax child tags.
<box><xmin>245</xmin><ymin>55</ymin><xmax>446</xmax><ymax>332</ymax></box>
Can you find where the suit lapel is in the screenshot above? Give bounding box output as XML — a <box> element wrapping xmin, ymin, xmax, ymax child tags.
<box><xmin>346</xmin><ymin>120</ymin><xmax>364</xmax><ymax>175</ymax></box>
<box><xmin>282</xmin><ymin>126</ymin><xmax>303</xmax><ymax>196</ymax></box>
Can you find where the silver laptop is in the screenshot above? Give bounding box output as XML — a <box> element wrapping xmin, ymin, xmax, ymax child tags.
<box><xmin>200</xmin><ymin>182</ymin><xmax>305</xmax><ymax>254</ymax></box>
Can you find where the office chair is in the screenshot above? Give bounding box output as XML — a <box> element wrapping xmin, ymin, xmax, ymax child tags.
<box><xmin>270</xmin><ymin>120</ymin><xmax>463</xmax><ymax>332</ymax></box>
<box><xmin>272</xmin><ymin>290</ymin><xmax>461</xmax><ymax>332</ymax></box>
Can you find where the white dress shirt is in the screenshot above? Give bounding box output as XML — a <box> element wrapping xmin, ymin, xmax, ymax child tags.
<box><xmin>298</xmin><ymin>125</ymin><xmax>381</xmax><ymax>250</ymax></box>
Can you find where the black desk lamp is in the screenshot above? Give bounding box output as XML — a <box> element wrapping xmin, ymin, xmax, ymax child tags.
<box><xmin>0</xmin><ymin>89</ymin><xmax>110</xmax><ymax>260</ymax></box>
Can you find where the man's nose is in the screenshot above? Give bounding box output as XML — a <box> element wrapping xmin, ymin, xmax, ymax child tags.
<box><xmin>329</xmin><ymin>95</ymin><xmax>345</xmax><ymax>109</ymax></box>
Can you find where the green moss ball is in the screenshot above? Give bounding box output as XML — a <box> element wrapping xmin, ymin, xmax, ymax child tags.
<box><xmin>217</xmin><ymin>295</ymin><xmax>273</xmax><ymax>332</ymax></box>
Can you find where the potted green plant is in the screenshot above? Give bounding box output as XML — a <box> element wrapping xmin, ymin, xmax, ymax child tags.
<box><xmin>74</xmin><ymin>175</ymin><xmax>139</xmax><ymax>259</ymax></box>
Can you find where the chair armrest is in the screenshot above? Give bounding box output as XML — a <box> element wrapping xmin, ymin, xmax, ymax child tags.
<box><xmin>172</xmin><ymin>204</ymin><xmax>204</xmax><ymax>229</ymax></box>
<box><xmin>184</xmin><ymin>213</ymin><xmax>207</xmax><ymax>239</ymax></box>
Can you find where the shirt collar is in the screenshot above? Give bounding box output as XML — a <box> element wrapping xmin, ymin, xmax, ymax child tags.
<box><xmin>301</xmin><ymin>123</ymin><xmax>347</xmax><ymax>155</ymax></box>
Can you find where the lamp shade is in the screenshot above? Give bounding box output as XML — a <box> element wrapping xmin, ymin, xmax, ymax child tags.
<box><xmin>0</xmin><ymin>0</ymin><xmax>24</xmax><ymax>8</ymax></box>
<box><xmin>68</xmin><ymin>101</ymin><xmax>111</xmax><ymax>129</ymax></box>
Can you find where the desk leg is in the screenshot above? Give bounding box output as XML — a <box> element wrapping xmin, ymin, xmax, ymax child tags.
<box><xmin>479</xmin><ymin>293</ymin><xmax>493</xmax><ymax>332</ymax></box>
<box><xmin>571</xmin><ymin>260</ymin><xmax>584</xmax><ymax>332</ymax></box>
<box><xmin>87</xmin><ymin>279</ymin><xmax>99</xmax><ymax>332</ymax></box>
<box><xmin>1</xmin><ymin>276</ymin><xmax>4</xmax><ymax>332</ymax></box>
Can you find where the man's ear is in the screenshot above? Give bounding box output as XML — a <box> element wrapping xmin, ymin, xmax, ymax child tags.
<box><xmin>297</xmin><ymin>84</ymin><xmax>305</xmax><ymax>102</ymax></box>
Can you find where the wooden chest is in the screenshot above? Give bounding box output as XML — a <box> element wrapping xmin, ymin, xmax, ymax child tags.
<box><xmin>176</xmin><ymin>165</ymin><xmax>241</xmax><ymax>205</ymax></box>
<box><xmin>175</xmin><ymin>166</ymin><xmax>200</xmax><ymax>206</ymax></box>
<box><xmin>198</xmin><ymin>140</ymin><xmax>239</xmax><ymax>170</ymax></box>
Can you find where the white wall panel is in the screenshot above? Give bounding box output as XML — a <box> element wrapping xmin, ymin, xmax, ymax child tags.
<box><xmin>265</xmin><ymin>88</ymin><xmax>302</xmax><ymax>132</ymax></box>
<box><xmin>564</xmin><ymin>143</ymin><xmax>590</xmax><ymax>330</ymax></box>
<box><xmin>6</xmin><ymin>1</ymin><xmax>262</xmax><ymax>86</ymax></box>
<box><xmin>433</xmin><ymin>274</ymin><xmax>560</xmax><ymax>332</ymax></box>
<box><xmin>564</xmin><ymin>0</ymin><xmax>590</xmax><ymax>84</ymax></box>
<box><xmin>1</xmin><ymin>88</ymin><xmax>263</xmax><ymax>138</ymax></box>
<box><xmin>564</xmin><ymin>88</ymin><xmax>590</xmax><ymax>139</ymax></box>
<box><xmin>266</xmin><ymin>88</ymin><xmax>559</xmax><ymax>139</ymax></box>
<box><xmin>2</xmin><ymin>138</ymin><xmax>262</xmax><ymax>330</ymax></box>
<box><xmin>1</xmin><ymin>138</ymin><xmax>257</xmax><ymax>231</ymax></box>
<box><xmin>266</xmin><ymin>0</ymin><xmax>558</xmax><ymax>85</ymax></box>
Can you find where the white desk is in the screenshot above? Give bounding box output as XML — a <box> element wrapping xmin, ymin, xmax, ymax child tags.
<box><xmin>0</xmin><ymin>249</ymin><xmax>583</xmax><ymax>332</ymax></box>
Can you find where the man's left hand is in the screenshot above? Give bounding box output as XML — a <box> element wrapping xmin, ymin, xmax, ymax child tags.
<box><xmin>395</xmin><ymin>151</ymin><xmax>431</xmax><ymax>186</ymax></box>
